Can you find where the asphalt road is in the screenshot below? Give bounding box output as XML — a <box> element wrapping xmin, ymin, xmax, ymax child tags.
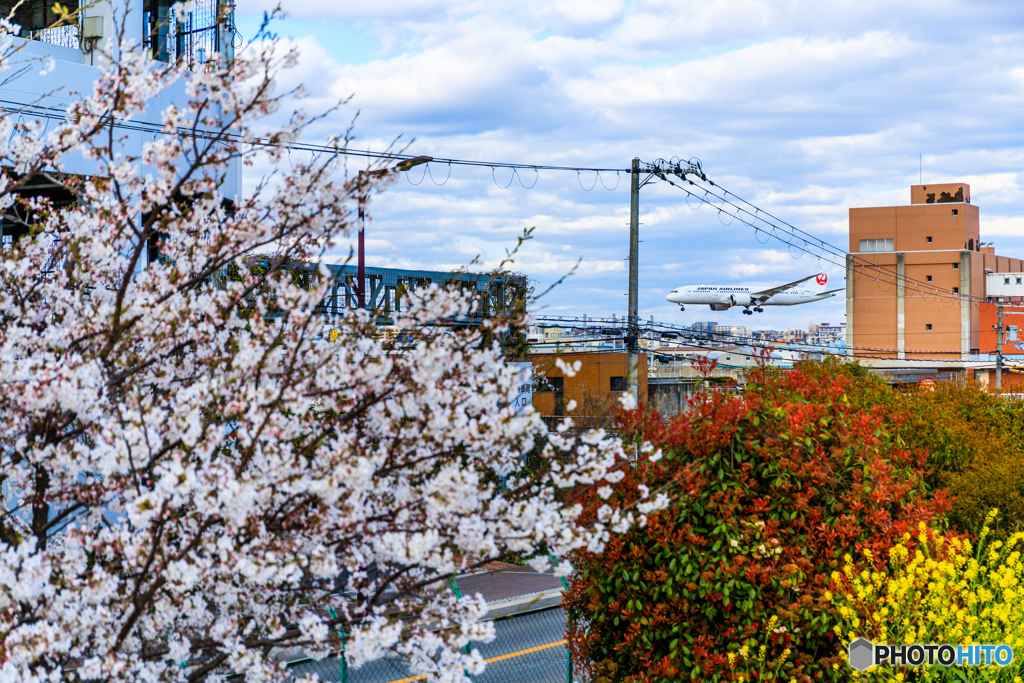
<box><xmin>287</xmin><ymin>606</ymin><xmax>572</xmax><ymax>683</ymax></box>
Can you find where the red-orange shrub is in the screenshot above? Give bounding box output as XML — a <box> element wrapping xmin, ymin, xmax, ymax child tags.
<box><xmin>565</xmin><ymin>361</ymin><xmax>950</xmax><ymax>683</ymax></box>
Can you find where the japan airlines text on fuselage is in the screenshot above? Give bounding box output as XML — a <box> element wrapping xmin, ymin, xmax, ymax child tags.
<box><xmin>666</xmin><ymin>274</ymin><xmax>843</xmax><ymax>314</ymax></box>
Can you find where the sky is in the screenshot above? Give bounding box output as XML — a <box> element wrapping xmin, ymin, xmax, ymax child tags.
<box><xmin>231</xmin><ymin>0</ymin><xmax>1024</xmax><ymax>332</ymax></box>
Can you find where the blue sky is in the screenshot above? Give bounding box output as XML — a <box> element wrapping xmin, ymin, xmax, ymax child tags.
<box><xmin>233</xmin><ymin>0</ymin><xmax>1024</xmax><ymax>331</ymax></box>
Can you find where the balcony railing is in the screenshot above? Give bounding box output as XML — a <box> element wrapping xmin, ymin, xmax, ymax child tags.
<box><xmin>27</xmin><ymin>23</ymin><xmax>81</xmax><ymax>49</ymax></box>
<box><xmin>145</xmin><ymin>0</ymin><xmax>235</xmax><ymax>65</ymax></box>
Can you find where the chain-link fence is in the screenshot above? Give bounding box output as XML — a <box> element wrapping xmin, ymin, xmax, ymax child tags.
<box><xmin>285</xmin><ymin>579</ymin><xmax>576</xmax><ymax>683</ymax></box>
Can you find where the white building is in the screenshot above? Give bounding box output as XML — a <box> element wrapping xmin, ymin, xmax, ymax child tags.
<box><xmin>713</xmin><ymin>324</ymin><xmax>751</xmax><ymax>340</ymax></box>
<box><xmin>2</xmin><ymin>0</ymin><xmax>241</xmax><ymax>258</ymax></box>
<box><xmin>526</xmin><ymin>325</ymin><xmax>627</xmax><ymax>353</ymax></box>
<box><xmin>807</xmin><ymin>322</ymin><xmax>847</xmax><ymax>345</ymax></box>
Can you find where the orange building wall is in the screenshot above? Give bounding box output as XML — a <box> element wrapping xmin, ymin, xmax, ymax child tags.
<box><xmin>902</xmin><ymin>251</ymin><xmax>962</xmax><ymax>356</ymax></box>
<box><xmin>530</xmin><ymin>352</ymin><xmax>648</xmax><ymax>415</ymax></box>
<box><xmin>979</xmin><ymin>304</ymin><xmax>1024</xmax><ymax>354</ymax></box>
<box><xmin>533</xmin><ymin>392</ymin><xmax>555</xmax><ymax>416</ymax></box>
<box><xmin>977</xmin><ymin>371</ymin><xmax>1024</xmax><ymax>391</ymax></box>
<box><xmin>849</xmin><ymin>252</ymin><xmax>899</xmax><ymax>356</ymax></box>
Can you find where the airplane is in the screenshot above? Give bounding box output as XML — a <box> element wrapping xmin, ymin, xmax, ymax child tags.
<box><xmin>666</xmin><ymin>273</ymin><xmax>844</xmax><ymax>315</ymax></box>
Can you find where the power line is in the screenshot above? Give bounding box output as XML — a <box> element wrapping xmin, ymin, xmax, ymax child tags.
<box><xmin>0</xmin><ymin>99</ymin><xmax>629</xmax><ymax>174</ymax></box>
<box><xmin>532</xmin><ymin>314</ymin><xmax>983</xmax><ymax>358</ymax></box>
<box><xmin>527</xmin><ymin>331</ymin><xmax>998</xmax><ymax>367</ymax></box>
<box><xmin>7</xmin><ymin>100</ymin><xmax>1021</xmax><ymax>310</ymax></box>
<box><xmin>650</xmin><ymin>165</ymin><xmax>1015</xmax><ymax>308</ymax></box>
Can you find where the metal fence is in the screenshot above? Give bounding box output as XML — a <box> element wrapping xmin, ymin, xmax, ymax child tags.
<box><xmin>283</xmin><ymin>575</ymin><xmax>576</xmax><ymax>683</ymax></box>
<box><xmin>286</xmin><ymin>606</ymin><xmax>572</xmax><ymax>683</ymax></box>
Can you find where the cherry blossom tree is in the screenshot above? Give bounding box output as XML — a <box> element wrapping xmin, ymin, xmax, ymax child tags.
<box><xmin>0</xmin><ymin>9</ymin><xmax>662</xmax><ymax>683</ymax></box>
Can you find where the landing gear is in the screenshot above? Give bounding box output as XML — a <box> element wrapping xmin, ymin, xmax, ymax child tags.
<box><xmin>678</xmin><ymin>305</ymin><xmax>685</xmax><ymax>311</ymax></box>
<box><xmin>742</xmin><ymin>308</ymin><xmax>753</xmax><ymax>315</ymax></box>
<box><xmin>754</xmin><ymin>306</ymin><xmax>764</xmax><ymax>313</ymax></box>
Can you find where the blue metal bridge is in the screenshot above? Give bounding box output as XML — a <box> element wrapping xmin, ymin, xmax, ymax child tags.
<box><xmin>312</xmin><ymin>263</ymin><xmax>520</xmax><ymax>325</ymax></box>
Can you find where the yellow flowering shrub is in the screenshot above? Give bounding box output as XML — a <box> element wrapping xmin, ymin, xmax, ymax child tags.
<box><xmin>828</xmin><ymin>512</ymin><xmax>1024</xmax><ymax>681</ymax></box>
<box><xmin>721</xmin><ymin>614</ymin><xmax>802</xmax><ymax>683</ymax></box>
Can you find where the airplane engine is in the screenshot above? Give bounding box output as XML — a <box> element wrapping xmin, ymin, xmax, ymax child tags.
<box><xmin>727</xmin><ymin>293</ymin><xmax>753</xmax><ymax>307</ymax></box>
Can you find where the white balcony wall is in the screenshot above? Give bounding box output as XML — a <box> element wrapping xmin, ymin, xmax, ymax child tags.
<box><xmin>1</xmin><ymin>0</ymin><xmax>240</xmax><ymax>202</ymax></box>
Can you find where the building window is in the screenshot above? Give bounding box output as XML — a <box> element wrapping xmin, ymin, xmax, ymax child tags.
<box><xmin>144</xmin><ymin>0</ymin><xmax>227</xmax><ymax>65</ymax></box>
<box><xmin>610</xmin><ymin>376</ymin><xmax>626</xmax><ymax>392</ymax></box>
<box><xmin>1006</xmin><ymin>277</ymin><xmax>1011</xmax><ymax>285</ymax></box>
<box><xmin>952</xmin><ymin>209</ymin><xmax>959</xmax><ymax>216</ymax></box>
<box><xmin>926</xmin><ymin>324</ymin><xmax>933</xmax><ymax>331</ymax></box>
<box><xmin>926</xmin><ymin>275</ymin><xmax>932</xmax><ymax>282</ymax></box>
<box><xmin>1017</xmin><ymin>277</ymin><xmax>1023</xmax><ymax>285</ymax></box>
<box><xmin>953</xmin><ymin>287</ymin><xmax>959</xmax><ymax>293</ymax></box>
<box><xmin>858</xmin><ymin>238</ymin><xmax>894</xmax><ymax>253</ymax></box>
<box><xmin>5</xmin><ymin>0</ymin><xmax>80</xmax><ymax>47</ymax></box>
<box><xmin>926</xmin><ymin>236</ymin><xmax>933</xmax><ymax>243</ymax></box>
<box><xmin>953</xmin><ymin>263</ymin><xmax>959</xmax><ymax>270</ymax></box>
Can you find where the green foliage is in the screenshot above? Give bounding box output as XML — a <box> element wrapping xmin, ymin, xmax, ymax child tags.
<box><xmin>798</xmin><ymin>359</ymin><xmax>1024</xmax><ymax>538</ymax></box>
<box><xmin>566</xmin><ymin>361</ymin><xmax>950</xmax><ymax>683</ymax></box>
<box><xmin>896</xmin><ymin>385</ymin><xmax>1024</xmax><ymax>538</ymax></box>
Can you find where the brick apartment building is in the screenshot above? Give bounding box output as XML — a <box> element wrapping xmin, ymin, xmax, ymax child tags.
<box><xmin>846</xmin><ymin>183</ymin><xmax>1024</xmax><ymax>361</ymax></box>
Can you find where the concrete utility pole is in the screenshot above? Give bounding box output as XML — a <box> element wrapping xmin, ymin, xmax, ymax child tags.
<box><xmin>622</xmin><ymin>156</ymin><xmax>706</xmax><ymax>404</ymax></box>
<box><xmin>997</xmin><ymin>301</ymin><xmax>1005</xmax><ymax>392</ymax></box>
<box><xmin>626</xmin><ymin>158</ymin><xmax>641</xmax><ymax>404</ymax></box>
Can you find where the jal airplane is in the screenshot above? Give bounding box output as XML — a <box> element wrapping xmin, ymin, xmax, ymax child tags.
<box><xmin>666</xmin><ymin>273</ymin><xmax>843</xmax><ymax>315</ymax></box>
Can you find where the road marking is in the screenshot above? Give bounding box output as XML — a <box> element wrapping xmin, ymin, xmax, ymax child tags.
<box><xmin>384</xmin><ymin>640</ymin><xmax>567</xmax><ymax>683</ymax></box>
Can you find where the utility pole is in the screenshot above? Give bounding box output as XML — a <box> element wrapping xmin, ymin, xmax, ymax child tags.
<box><xmin>626</xmin><ymin>158</ymin><xmax>640</xmax><ymax>404</ymax></box>
<box><xmin>623</xmin><ymin>156</ymin><xmax>706</xmax><ymax>404</ymax></box>
<box><xmin>997</xmin><ymin>301</ymin><xmax>1005</xmax><ymax>392</ymax></box>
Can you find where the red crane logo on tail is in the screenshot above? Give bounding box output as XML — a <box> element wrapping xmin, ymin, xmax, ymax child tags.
<box><xmin>816</xmin><ymin>273</ymin><xmax>828</xmax><ymax>286</ymax></box>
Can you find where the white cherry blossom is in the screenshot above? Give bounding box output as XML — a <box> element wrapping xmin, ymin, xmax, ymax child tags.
<box><xmin>0</xmin><ymin>12</ymin><xmax>654</xmax><ymax>683</ymax></box>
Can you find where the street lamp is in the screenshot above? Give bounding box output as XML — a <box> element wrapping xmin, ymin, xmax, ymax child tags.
<box><xmin>356</xmin><ymin>156</ymin><xmax>432</xmax><ymax>308</ymax></box>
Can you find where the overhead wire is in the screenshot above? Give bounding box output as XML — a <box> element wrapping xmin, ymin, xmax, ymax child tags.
<box><xmin>532</xmin><ymin>314</ymin><xmax>996</xmax><ymax>360</ymax></box>
<box><xmin>653</xmin><ymin>168</ymin><xmax>1017</xmax><ymax>308</ymax></box>
<box><xmin>5</xmin><ymin>97</ymin><xmax>1021</xmax><ymax>311</ymax></box>
<box><xmin>527</xmin><ymin>328</ymin><xmax>997</xmax><ymax>367</ymax></box>
<box><xmin>0</xmin><ymin>98</ymin><xmax>629</xmax><ymax>175</ymax></box>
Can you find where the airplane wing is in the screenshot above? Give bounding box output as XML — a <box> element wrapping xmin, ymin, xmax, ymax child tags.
<box><xmin>750</xmin><ymin>274</ymin><xmax>819</xmax><ymax>302</ymax></box>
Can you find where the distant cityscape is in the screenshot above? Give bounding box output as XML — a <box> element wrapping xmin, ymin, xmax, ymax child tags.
<box><xmin>525</xmin><ymin>319</ymin><xmax>849</xmax><ymax>383</ymax></box>
<box><xmin>527</xmin><ymin>319</ymin><xmax>847</xmax><ymax>352</ymax></box>
<box><xmin>690</xmin><ymin>321</ymin><xmax>847</xmax><ymax>345</ymax></box>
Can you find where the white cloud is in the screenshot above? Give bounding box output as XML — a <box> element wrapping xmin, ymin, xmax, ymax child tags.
<box><xmin>231</xmin><ymin>0</ymin><xmax>1024</xmax><ymax>324</ymax></box>
<box><xmin>980</xmin><ymin>216</ymin><xmax>1024</xmax><ymax>238</ymax></box>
